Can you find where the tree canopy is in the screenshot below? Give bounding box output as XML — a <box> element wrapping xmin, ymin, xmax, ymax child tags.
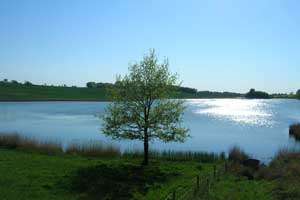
<box><xmin>296</xmin><ymin>89</ymin><xmax>300</xmax><ymax>99</ymax></box>
<box><xmin>102</xmin><ymin>50</ymin><xmax>189</xmax><ymax>165</ymax></box>
<box><xmin>245</xmin><ymin>89</ymin><xmax>270</xmax><ymax>99</ymax></box>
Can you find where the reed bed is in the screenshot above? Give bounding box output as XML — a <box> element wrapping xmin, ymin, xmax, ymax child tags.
<box><xmin>228</xmin><ymin>145</ymin><xmax>249</xmax><ymax>163</ymax></box>
<box><xmin>273</xmin><ymin>148</ymin><xmax>300</xmax><ymax>162</ymax></box>
<box><xmin>289</xmin><ymin>123</ymin><xmax>300</xmax><ymax>140</ymax></box>
<box><xmin>0</xmin><ymin>133</ymin><xmax>63</xmax><ymax>154</ymax></box>
<box><xmin>123</xmin><ymin>149</ymin><xmax>225</xmax><ymax>163</ymax></box>
<box><xmin>0</xmin><ymin>133</ymin><xmax>226</xmax><ymax>162</ymax></box>
<box><xmin>65</xmin><ymin>140</ymin><xmax>120</xmax><ymax>157</ymax></box>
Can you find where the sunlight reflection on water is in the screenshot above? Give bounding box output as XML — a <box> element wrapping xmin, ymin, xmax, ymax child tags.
<box><xmin>189</xmin><ymin>99</ymin><xmax>275</xmax><ymax>127</ymax></box>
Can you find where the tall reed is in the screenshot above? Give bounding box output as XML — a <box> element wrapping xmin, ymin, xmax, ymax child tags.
<box><xmin>123</xmin><ymin>149</ymin><xmax>225</xmax><ymax>163</ymax></box>
<box><xmin>228</xmin><ymin>145</ymin><xmax>249</xmax><ymax>163</ymax></box>
<box><xmin>0</xmin><ymin>133</ymin><xmax>63</xmax><ymax>154</ymax></box>
<box><xmin>0</xmin><ymin>133</ymin><xmax>226</xmax><ymax>162</ymax></box>
<box><xmin>289</xmin><ymin>123</ymin><xmax>300</xmax><ymax>140</ymax></box>
<box><xmin>273</xmin><ymin>148</ymin><xmax>300</xmax><ymax>162</ymax></box>
<box><xmin>65</xmin><ymin>140</ymin><xmax>120</xmax><ymax>157</ymax></box>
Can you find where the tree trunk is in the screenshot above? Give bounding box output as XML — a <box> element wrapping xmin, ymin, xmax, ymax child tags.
<box><xmin>143</xmin><ymin>128</ymin><xmax>149</xmax><ymax>165</ymax></box>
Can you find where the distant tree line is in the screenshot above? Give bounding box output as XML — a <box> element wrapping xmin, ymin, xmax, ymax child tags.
<box><xmin>86</xmin><ymin>81</ymin><xmax>243</xmax><ymax>98</ymax></box>
<box><xmin>271</xmin><ymin>93</ymin><xmax>296</xmax><ymax>99</ymax></box>
<box><xmin>86</xmin><ymin>82</ymin><xmax>115</xmax><ymax>89</ymax></box>
<box><xmin>0</xmin><ymin>79</ymin><xmax>33</xmax><ymax>86</ymax></box>
<box><xmin>196</xmin><ymin>91</ymin><xmax>242</xmax><ymax>98</ymax></box>
<box><xmin>1</xmin><ymin>79</ymin><xmax>299</xmax><ymax>99</ymax></box>
<box><xmin>175</xmin><ymin>86</ymin><xmax>198</xmax><ymax>94</ymax></box>
<box><xmin>85</xmin><ymin>81</ymin><xmax>300</xmax><ymax>99</ymax></box>
<box><xmin>0</xmin><ymin>79</ymin><xmax>78</xmax><ymax>88</ymax></box>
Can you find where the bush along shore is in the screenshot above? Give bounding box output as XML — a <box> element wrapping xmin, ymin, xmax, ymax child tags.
<box><xmin>0</xmin><ymin>133</ymin><xmax>300</xmax><ymax>200</ymax></box>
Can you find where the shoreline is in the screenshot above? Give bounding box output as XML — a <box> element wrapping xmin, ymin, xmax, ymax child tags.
<box><xmin>0</xmin><ymin>98</ymin><xmax>111</xmax><ymax>102</ymax></box>
<box><xmin>0</xmin><ymin>97</ymin><xmax>298</xmax><ymax>102</ymax></box>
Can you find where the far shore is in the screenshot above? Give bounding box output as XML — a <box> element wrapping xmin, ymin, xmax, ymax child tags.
<box><xmin>0</xmin><ymin>98</ymin><xmax>110</xmax><ymax>102</ymax></box>
<box><xmin>0</xmin><ymin>97</ymin><xmax>298</xmax><ymax>102</ymax></box>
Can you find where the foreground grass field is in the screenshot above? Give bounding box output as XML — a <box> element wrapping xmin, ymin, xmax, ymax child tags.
<box><xmin>0</xmin><ymin>148</ymin><xmax>275</xmax><ymax>200</ymax></box>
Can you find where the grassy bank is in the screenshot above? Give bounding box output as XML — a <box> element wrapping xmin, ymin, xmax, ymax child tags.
<box><xmin>0</xmin><ymin>134</ymin><xmax>276</xmax><ymax>200</ymax></box>
<box><xmin>0</xmin><ymin>148</ymin><xmax>275</xmax><ymax>200</ymax></box>
<box><xmin>224</xmin><ymin>147</ymin><xmax>300</xmax><ymax>200</ymax></box>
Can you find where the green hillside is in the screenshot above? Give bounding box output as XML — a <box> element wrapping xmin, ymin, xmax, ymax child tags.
<box><xmin>0</xmin><ymin>83</ymin><xmax>109</xmax><ymax>101</ymax></box>
<box><xmin>0</xmin><ymin>82</ymin><xmax>243</xmax><ymax>101</ymax></box>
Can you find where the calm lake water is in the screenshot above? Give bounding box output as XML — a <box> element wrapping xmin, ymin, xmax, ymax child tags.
<box><xmin>0</xmin><ymin>99</ymin><xmax>300</xmax><ymax>161</ymax></box>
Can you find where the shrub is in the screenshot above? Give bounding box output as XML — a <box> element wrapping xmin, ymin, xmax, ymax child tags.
<box><xmin>255</xmin><ymin>164</ymin><xmax>280</xmax><ymax>180</ymax></box>
<box><xmin>241</xmin><ymin>167</ymin><xmax>255</xmax><ymax>180</ymax></box>
<box><xmin>257</xmin><ymin>148</ymin><xmax>300</xmax><ymax>198</ymax></box>
<box><xmin>272</xmin><ymin>148</ymin><xmax>300</xmax><ymax>164</ymax></box>
<box><xmin>24</xmin><ymin>81</ymin><xmax>33</xmax><ymax>86</ymax></box>
<box><xmin>256</xmin><ymin>148</ymin><xmax>300</xmax><ymax>181</ymax></box>
<box><xmin>228</xmin><ymin>146</ymin><xmax>249</xmax><ymax>163</ymax></box>
<box><xmin>86</xmin><ymin>82</ymin><xmax>97</xmax><ymax>88</ymax></box>
<box><xmin>123</xmin><ymin>149</ymin><xmax>225</xmax><ymax>163</ymax></box>
<box><xmin>0</xmin><ymin>133</ymin><xmax>62</xmax><ymax>154</ymax></box>
<box><xmin>11</xmin><ymin>80</ymin><xmax>18</xmax><ymax>84</ymax></box>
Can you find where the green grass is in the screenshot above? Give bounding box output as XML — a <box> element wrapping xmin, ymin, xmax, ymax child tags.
<box><xmin>256</xmin><ymin>148</ymin><xmax>300</xmax><ymax>200</ymax></box>
<box><xmin>210</xmin><ymin>176</ymin><xmax>274</xmax><ymax>200</ymax></box>
<box><xmin>0</xmin><ymin>148</ymin><xmax>275</xmax><ymax>200</ymax></box>
<box><xmin>0</xmin><ymin>83</ymin><xmax>195</xmax><ymax>101</ymax></box>
<box><xmin>0</xmin><ymin>83</ymin><xmax>243</xmax><ymax>101</ymax></box>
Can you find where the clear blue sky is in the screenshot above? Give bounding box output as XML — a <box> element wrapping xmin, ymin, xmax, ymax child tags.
<box><xmin>0</xmin><ymin>0</ymin><xmax>299</xmax><ymax>93</ymax></box>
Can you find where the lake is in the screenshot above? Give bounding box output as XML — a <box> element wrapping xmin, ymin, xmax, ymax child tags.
<box><xmin>0</xmin><ymin>99</ymin><xmax>300</xmax><ymax>162</ymax></box>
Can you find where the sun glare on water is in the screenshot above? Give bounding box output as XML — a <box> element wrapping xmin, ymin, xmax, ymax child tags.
<box><xmin>188</xmin><ymin>99</ymin><xmax>275</xmax><ymax>127</ymax></box>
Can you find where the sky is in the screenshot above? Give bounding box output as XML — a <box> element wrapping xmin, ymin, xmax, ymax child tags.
<box><xmin>0</xmin><ymin>0</ymin><xmax>299</xmax><ymax>93</ymax></box>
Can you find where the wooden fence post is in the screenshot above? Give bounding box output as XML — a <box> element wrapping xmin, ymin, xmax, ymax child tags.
<box><xmin>213</xmin><ymin>165</ymin><xmax>216</xmax><ymax>179</ymax></box>
<box><xmin>196</xmin><ymin>175</ymin><xmax>200</xmax><ymax>190</ymax></box>
<box><xmin>206</xmin><ymin>178</ymin><xmax>210</xmax><ymax>194</ymax></box>
<box><xmin>172</xmin><ymin>190</ymin><xmax>176</xmax><ymax>200</ymax></box>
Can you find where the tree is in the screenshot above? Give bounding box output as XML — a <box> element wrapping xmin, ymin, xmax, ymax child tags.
<box><xmin>11</xmin><ymin>80</ymin><xmax>18</xmax><ymax>84</ymax></box>
<box><xmin>24</xmin><ymin>81</ymin><xmax>33</xmax><ymax>86</ymax></box>
<box><xmin>249</xmin><ymin>88</ymin><xmax>255</xmax><ymax>94</ymax></box>
<box><xmin>102</xmin><ymin>50</ymin><xmax>189</xmax><ymax>165</ymax></box>
<box><xmin>245</xmin><ymin>88</ymin><xmax>270</xmax><ymax>99</ymax></box>
<box><xmin>297</xmin><ymin>89</ymin><xmax>300</xmax><ymax>96</ymax></box>
<box><xmin>96</xmin><ymin>82</ymin><xmax>114</xmax><ymax>89</ymax></box>
<box><xmin>86</xmin><ymin>82</ymin><xmax>97</xmax><ymax>88</ymax></box>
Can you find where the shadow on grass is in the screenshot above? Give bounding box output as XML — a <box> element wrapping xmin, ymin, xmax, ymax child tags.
<box><xmin>68</xmin><ymin>163</ymin><xmax>177</xmax><ymax>200</ymax></box>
